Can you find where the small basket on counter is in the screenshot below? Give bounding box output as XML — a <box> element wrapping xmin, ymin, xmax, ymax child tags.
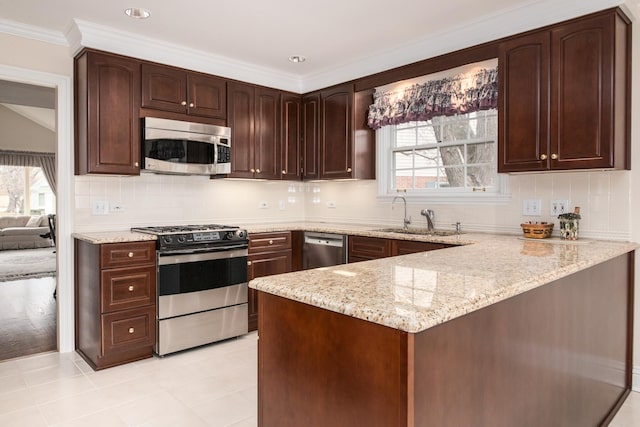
<box><xmin>520</xmin><ymin>222</ymin><xmax>554</xmax><ymax>239</ymax></box>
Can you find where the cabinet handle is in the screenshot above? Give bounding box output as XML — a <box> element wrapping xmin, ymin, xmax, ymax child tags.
<box><xmin>181</xmin><ymin>101</ymin><xmax>187</xmax><ymax>106</ymax></box>
<box><xmin>250</xmin><ymin>168</ymin><xmax>256</xmax><ymax>173</ymax></box>
<box><xmin>256</xmin><ymin>169</ymin><xmax>261</xmax><ymax>173</ymax></box>
<box><xmin>540</xmin><ymin>154</ymin><xmax>548</xmax><ymax>160</ymax></box>
<box><xmin>128</xmin><ymin>285</ymin><xmax>134</xmax><ymax>292</ymax></box>
<box><xmin>247</xmin><ymin>260</ymin><xmax>252</xmax><ymax>266</ymax></box>
<box><xmin>268</xmin><ymin>240</ymin><xmax>274</xmax><ymax>245</ymax></box>
<box><xmin>128</xmin><ymin>252</ymin><xmax>134</xmax><ymax>258</ymax></box>
<box><xmin>189</xmin><ymin>102</ymin><xmax>194</xmax><ymax>108</ymax></box>
<box><xmin>128</xmin><ymin>327</ymin><xmax>135</xmax><ymax>334</ymax></box>
<box><xmin>551</xmin><ymin>153</ymin><xmax>558</xmax><ymax>160</ymax></box>
<box><xmin>346</xmin><ymin>167</ymin><xmax>352</xmax><ymax>173</ymax></box>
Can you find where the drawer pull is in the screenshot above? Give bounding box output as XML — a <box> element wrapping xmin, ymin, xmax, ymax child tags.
<box><xmin>268</xmin><ymin>240</ymin><xmax>273</xmax><ymax>245</ymax></box>
<box><xmin>128</xmin><ymin>252</ymin><xmax>134</xmax><ymax>258</ymax></box>
<box><xmin>189</xmin><ymin>102</ymin><xmax>194</xmax><ymax>108</ymax></box>
<box><xmin>256</xmin><ymin>168</ymin><xmax>261</xmax><ymax>173</ymax></box>
<box><xmin>128</xmin><ymin>327</ymin><xmax>135</xmax><ymax>334</ymax></box>
<box><xmin>247</xmin><ymin>260</ymin><xmax>252</xmax><ymax>266</ymax></box>
<box><xmin>346</xmin><ymin>167</ymin><xmax>352</xmax><ymax>173</ymax></box>
<box><xmin>181</xmin><ymin>101</ymin><xmax>187</xmax><ymax>106</ymax></box>
<box><xmin>250</xmin><ymin>168</ymin><xmax>255</xmax><ymax>173</ymax></box>
<box><xmin>134</xmin><ymin>161</ymin><xmax>139</xmax><ymax>167</ymax></box>
<box><xmin>128</xmin><ymin>285</ymin><xmax>134</xmax><ymax>292</ymax></box>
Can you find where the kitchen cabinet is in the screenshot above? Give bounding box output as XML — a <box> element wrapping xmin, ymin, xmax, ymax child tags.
<box><xmin>498</xmin><ymin>9</ymin><xmax>630</xmax><ymax>172</ymax></box>
<box><xmin>301</xmin><ymin>86</ymin><xmax>375</xmax><ymax>180</ymax></box>
<box><xmin>392</xmin><ymin>240</ymin><xmax>451</xmax><ymax>255</ymax></box>
<box><xmin>141</xmin><ymin>63</ymin><xmax>226</xmax><ymax>120</ymax></box>
<box><xmin>75</xmin><ymin>50</ymin><xmax>141</xmax><ymax>175</ymax></box>
<box><xmin>348</xmin><ymin>236</ymin><xmax>391</xmax><ymax>263</ymax></box>
<box><xmin>228</xmin><ymin>82</ymin><xmax>281</xmax><ymax>179</ymax></box>
<box><xmin>75</xmin><ymin>240</ymin><xmax>156</xmax><ymax>370</ymax></box>
<box><xmin>247</xmin><ymin>232</ymin><xmax>292</xmax><ymax>331</ymax></box>
<box><xmin>281</xmin><ymin>93</ymin><xmax>302</xmax><ymax>180</ymax></box>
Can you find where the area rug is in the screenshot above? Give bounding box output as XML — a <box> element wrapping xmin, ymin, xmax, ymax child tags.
<box><xmin>0</xmin><ymin>248</ymin><xmax>56</xmax><ymax>282</ymax></box>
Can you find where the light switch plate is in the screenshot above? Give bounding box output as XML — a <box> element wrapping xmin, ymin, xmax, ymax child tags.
<box><xmin>522</xmin><ymin>199</ymin><xmax>541</xmax><ymax>216</ymax></box>
<box><xmin>91</xmin><ymin>200</ymin><xmax>109</xmax><ymax>215</ymax></box>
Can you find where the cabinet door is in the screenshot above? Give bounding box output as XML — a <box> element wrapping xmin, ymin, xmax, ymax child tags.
<box><xmin>348</xmin><ymin>236</ymin><xmax>391</xmax><ymax>262</ymax></box>
<box><xmin>392</xmin><ymin>240</ymin><xmax>449</xmax><ymax>256</ymax></box>
<box><xmin>228</xmin><ymin>82</ymin><xmax>255</xmax><ymax>178</ymax></box>
<box><xmin>550</xmin><ymin>13</ymin><xmax>616</xmax><ymax>169</ymax></box>
<box><xmin>320</xmin><ymin>85</ymin><xmax>353</xmax><ymax>179</ymax></box>
<box><xmin>282</xmin><ymin>94</ymin><xmax>301</xmax><ymax>180</ymax></box>
<box><xmin>254</xmin><ymin>87</ymin><xmax>281</xmax><ymax>179</ymax></box>
<box><xmin>498</xmin><ymin>31</ymin><xmax>550</xmax><ymax>173</ymax></box>
<box><xmin>187</xmin><ymin>73</ymin><xmax>227</xmax><ymax>119</ymax></box>
<box><xmin>76</xmin><ymin>52</ymin><xmax>141</xmax><ymax>175</ymax></box>
<box><xmin>302</xmin><ymin>93</ymin><xmax>320</xmax><ymax>179</ymax></box>
<box><xmin>247</xmin><ymin>250</ymin><xmax>292</xmax><ymax>331</ymax></box>
<box><xmin>141</xmin><ymin>63</ymin><xmax>187</xmax><ymax>114</ymax></box>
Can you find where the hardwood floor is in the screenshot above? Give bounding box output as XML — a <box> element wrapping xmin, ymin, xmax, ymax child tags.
<box><xmin>0</xmin><ymin>277</ymin><xmax>56</xmax><ymax>361</ymax></box>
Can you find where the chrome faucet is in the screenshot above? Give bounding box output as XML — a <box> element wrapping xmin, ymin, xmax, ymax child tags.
<box><xmin>392</xmin><ymin>196</ymin><xmax>411</xmax><ymax>231</ymax></box>
<box><xmin>420</xmin><ymin>209</ymin><xmax>435</xmax><ymax>231</ymax></box>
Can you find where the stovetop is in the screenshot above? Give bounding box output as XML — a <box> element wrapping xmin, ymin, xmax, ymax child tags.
<box><xmin>131</xmin><ymin>224</ymin><xmax>248</xmax><ymax>250</ymax></box>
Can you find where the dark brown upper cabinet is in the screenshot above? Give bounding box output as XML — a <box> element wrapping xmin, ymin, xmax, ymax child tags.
<box><xmin>228</xmin><ymin>82</ymin><xmax>281</xmax><ymax>179</ymax></box>
<box><xmin>141</xmin><ymin>63</ymin><xmax>226</xmax><ymax>120</ymax></box>
<box><xmin>281</xmin><ymin>94</ymin><xmax>302</xmax><ymax>180</ymax></box>
<box><xmin>304</xmin><ymin>85</ymin><xmax>375</xmax><ymax>180</ymax></box>
<box><xmin>75</xmin><ymin>50</ymin><xmax>141</xmax><ymax>175</ymax></box>
<box><xmin>499</xmin><ymin>9</ymin><xmax>630</xmax><ymax>172</ymax></box>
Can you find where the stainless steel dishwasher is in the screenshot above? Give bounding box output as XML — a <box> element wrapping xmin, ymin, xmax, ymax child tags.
<box><xmin>302</xmin><ymin>232</ymin><xmax>347</xmax><ymax>269</ymax></box>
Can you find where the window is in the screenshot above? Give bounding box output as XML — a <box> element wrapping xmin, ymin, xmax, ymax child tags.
<box><xmin>0</xmin><ymin>165</ymin><xmax>55</xmax><ymax>216</ymax></box>
<box><xmin>377</xmin><ymin>109</ymin><xmax>509</xmax><ymax>203</ymax></box>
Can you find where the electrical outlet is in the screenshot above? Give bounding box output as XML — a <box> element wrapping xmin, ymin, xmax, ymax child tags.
<box><xmin>258</xmin><ymin>201</ymin><xmax>269</xmax><ymax>209</ymax></box>
<box><xmin>522</xmin><ymin>199</ymin><xmax>541</xmax><ymax>216</ymax></box>
<box><xmin>327</xmin><ymin>201</ymin><xmax>337</xmax><ymax>208</ymax></box>
<box><xmin>278</xmin><ymin>200</ymin><xmax>285</xmax><ymax>210</ymax></box>
<box><xmin>110</xmin><ymin>204</ymin><xmax>125</xmax><ymax>213</ymax></box>
<box><xmin>550</xmin><ymin>199</ymin><xmax>570</xmax><ymax>216</ymax></box>
<box><xmin>91</xmin><ymin>200</ymin><xmax>109</xmax><ymax>215</ymax></box>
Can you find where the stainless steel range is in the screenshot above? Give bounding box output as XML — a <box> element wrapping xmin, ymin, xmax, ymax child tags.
<box><xmin>132</xmin><ymin>224</ymin><xmax>248</xmax><ymax>355</ymax></box>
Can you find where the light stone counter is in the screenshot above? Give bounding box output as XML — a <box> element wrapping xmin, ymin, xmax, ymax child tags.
<box><xmin>249</xmin><ymin>229</ymin><xmax>638</xmax><ymax>333</ymax></box>
<box><xmin>73</xmin><ymin>231</ymin><xmax>157</xmax><ymax>244</ymax></box>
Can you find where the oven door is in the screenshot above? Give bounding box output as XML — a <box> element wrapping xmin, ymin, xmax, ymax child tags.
<box><xmin>157</xmin><ymin>245</ymin><xmax>248</xmax><ymax>319</ymax></box>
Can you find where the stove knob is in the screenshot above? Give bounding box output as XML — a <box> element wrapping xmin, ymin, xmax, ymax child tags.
<box><xmin>226</xmin><ymin>231</ymin><xmax>236</xmax><ymax>240</ymax></box>
<box><xmin>177</xmin><ymin>235</ymin><xmax>186</xmax><ymax>243</ymax></box>
<box><xmin>236</xmin><ymin>230</ymin><xmax>247</xmax><ymax>239</ymax></box>
<box><xmin>162</xmin><ymin>236</ymin><xmax>173</xmax><ymax>245</ymax></box>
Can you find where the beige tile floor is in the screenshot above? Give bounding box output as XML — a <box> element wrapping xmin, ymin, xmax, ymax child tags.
<box><xmin>0</xmin><ymin>332</ymin><xmax>638</xmax><ymax>426</ymax></box>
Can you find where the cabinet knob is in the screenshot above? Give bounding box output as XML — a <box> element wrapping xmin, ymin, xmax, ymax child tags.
<box><xmin>128</xmin><ymin>327</ymin><xmax>135</xmax><ymax>334</ymax></box>
<box><xmin>551</xmin><ymin>153</ymin><xmax>558</xmax><ymax>160</ymax></box>
<box><xmin>128</xmin><ymin>285</ymin><xmax>134</xmax><ymax>292</ymax></box>
<box><xmin>250</xmin><ymin>168</ymin><xmax>256</xmax><ymax>173</ymax></box>
<box><xmin>282</xmin><ymin>170</ymin><xmax>286</xmax><ymax>174</ymax></box>
<box><xmin>181</xmin><ymin>101</ymin><xmax>187</xmax><ymax>106</ymax></box>
<box><xmin>247</xmin><ymin>260</ymin><xmax>252</xmax><ymax>266</ymax></box>
<box><xmin>346</xmin><ymin>167</ymin><xmax>352</xmax><ymax>173</ymax></box>
<box><xmin>134</xmin><ymin>162</ymin><xmax>139</xmax><ymax>167</ymax></box>
<box><xmin>256</xmin><ymin>169</ymin><xmax>261</xmax><ymax>173</ymax></box>
<box><xmin>268</xmin><ymin>240</ymin><xmax>274</xmax><ymax>245</ymax></box>
<box><xmin>128</xmin><ymin>252</ymin><xmax>134</xmax><ymax>258</ymax></box>
<box><xmin>540</xmin><ymin>154</ymin><xmax>548</xmax><ymax>160</ymax></box>
<box><xmin>189</xmin><ymin>102</ymin><xmax>194</xmax><ymax>108</ymax></box>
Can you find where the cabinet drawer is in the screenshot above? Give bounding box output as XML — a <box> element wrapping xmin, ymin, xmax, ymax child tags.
<box><xmin>249</xmin><ymin>232</ymin><xmax>292</xmax><ymax>253</ymax></box>
<box><xmin>101</xmin><ymin>241</ymin><xmax>156</xmax><ymax>268</ymax></box>
<box><xmin>101</xmin><ymin>266</ymin><xmax>156</xmax><ymax>312</ymax></box>
<box><xmin>392</xmin><ymin>240</ymin><xmax>449</xmax><ymax>256</ymax></box>
<box><xmin>348</xmin><ymin>236</ymin><xmax>391</xmax><ymax>261</ymax></box>
<box><xmin>101</xmin><ymin>306</ymin><xmax>155</xmax><ymax>354</ymax></box>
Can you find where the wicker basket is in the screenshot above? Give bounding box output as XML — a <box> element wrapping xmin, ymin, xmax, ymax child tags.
<box><xmin>521</xmin><ymin>222</ymin><xmax>554</xmax><ymax>239</ymax></box>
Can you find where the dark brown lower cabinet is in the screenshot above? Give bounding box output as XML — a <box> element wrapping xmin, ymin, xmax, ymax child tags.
<box><xmin>257</xmin><ymin>253</ymin><xmax>633</xmax><ymax>426</ymax></box>
<box><xmin>349</xmin><ymin>235</ymin><xmax>453</xmax><ymax>262</ymax></box>
<box><xmin>75</xmin><ymin>240</ymin><xmax>156</xmax><ymax>370</ymax></box>
<box><xmin>247</xmin><ymin>232</ymin><xmax>293</xmax><ymax>331</ymax></box>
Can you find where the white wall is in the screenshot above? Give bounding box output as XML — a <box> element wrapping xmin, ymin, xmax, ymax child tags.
<box><xmin>0</xmin><ymin>104</ymin><xmax>55</xmax><ymax>152</ymax></box>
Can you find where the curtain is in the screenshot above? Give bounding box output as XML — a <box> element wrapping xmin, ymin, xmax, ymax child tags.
<box><xmin>0</xmin><ymin>150</ymin><xmax>56</xmax><ymax>194</ymax></box>
<box><xmin>367</xmin><ymin>66</ymin><xmax>498</xmax><ymax>130</ymax></box>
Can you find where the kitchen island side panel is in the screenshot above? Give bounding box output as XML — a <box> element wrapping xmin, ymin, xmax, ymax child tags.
<box><xmin>412</xmin><ymin>253</ymin><xmax>632</xmax><ymax>426</ymax></box>
<box><xmin>257</xmin><ymin>292</ymin><xmax>409</xmax><ymax>427</ymax></box>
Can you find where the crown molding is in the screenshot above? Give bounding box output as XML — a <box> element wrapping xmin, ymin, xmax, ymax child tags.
<box><xmin>66</xmin><ymin>19</ymin><xmax>304</xmax><ymax>93</ymax></box>
<box><xmin>0</xmin><ymin>17</ymin><xmax>67</xmax><ymax>46</ymax></box>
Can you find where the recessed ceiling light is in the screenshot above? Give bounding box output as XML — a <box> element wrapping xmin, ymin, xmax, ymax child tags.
<box><xmin>288</xmin><ymin>55</ymin><xmax>306</xmax><ymax>63</ymax></box>
<box><xmin>125</xmin><ymin>7</ymin><xmax>151</xmax><ymax>19</ymax></box>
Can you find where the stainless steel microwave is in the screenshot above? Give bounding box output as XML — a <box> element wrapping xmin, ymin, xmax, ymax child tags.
<box><xmin>142</xmin><ymin>117</ymin><xmax>231</xmax><ymax>176</ymax></box>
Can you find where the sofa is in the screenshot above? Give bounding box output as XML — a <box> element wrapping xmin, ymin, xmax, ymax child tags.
<box><xmin>0</xmin><ymin>215</ymin><xmax>53</xmax><ymax>250</ymax></box>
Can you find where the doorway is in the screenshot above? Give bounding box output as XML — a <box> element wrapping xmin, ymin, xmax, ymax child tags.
<box><xmin>0</xmin><ymin>79</ymin><xmax>57</xmax><ymax>360</ymax></box>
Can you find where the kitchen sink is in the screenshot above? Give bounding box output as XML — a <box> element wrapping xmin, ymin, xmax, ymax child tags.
<box><xmin>375</xmin><ymin>228</ymin><xmax>460</xmax><ymax>236</ymax></box>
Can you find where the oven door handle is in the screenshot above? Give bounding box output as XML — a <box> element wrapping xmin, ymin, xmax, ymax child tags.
<box><xmin>158</xmin><ymin>245</ymin><xmax>248</xmax><ymax>265</ymax></box>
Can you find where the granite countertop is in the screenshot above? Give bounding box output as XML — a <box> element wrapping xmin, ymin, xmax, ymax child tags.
<box><xmin>72</xmin><ymin>231</ymin><xmax>157</xmax><ymax>244</ymax></box>
<box><xmin>249</xmin><ymin>228</ymin><xmax>638</xmax><ymax>333</ymax></box>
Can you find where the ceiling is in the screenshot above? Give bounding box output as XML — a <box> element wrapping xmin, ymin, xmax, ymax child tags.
<box><xmin>0</xmin><ymin>0</ymin><xmax>631</xmax><ymax>92</ymax></box>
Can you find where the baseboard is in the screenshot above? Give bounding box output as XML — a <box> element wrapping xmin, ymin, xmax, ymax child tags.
<box><xmin>633</xmin><ymin>365</ymin><xmax>640</xmax><ymax>392</ymax></box>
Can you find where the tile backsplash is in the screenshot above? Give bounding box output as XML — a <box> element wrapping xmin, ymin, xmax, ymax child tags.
<box><xmin>74</xmin><ymin>170</ymin><xmax>631</xmax><ymax>240</ymax></box>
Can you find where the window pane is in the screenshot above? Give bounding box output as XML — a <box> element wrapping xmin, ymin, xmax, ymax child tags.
<box><xmin>441</xmin><ymin>167</ymin><xmax>464</xmax><ymax>188</ymax></box>
<box><xmin>414</xmin><ymin>168</ymin><xmax>439</xmax><ymax>189</ymax></box>
<box><xmin>467</xmin><ymin>141</ymin><xmax>495</xmax><ymax>164</ymax></box>
<box><xmin>414</xmin><ymin>149</ymin><xmax>439</xmax><ymax>168</ymax></box>
<box><xmin>467</xmin><ymin>165</ymin><xmax>496</xmax><ymax>187</ymax></box>
<box><xmin>396</xmin><ymin>128</ymin><xmax>416</xmax><ymax>147</ymax></box>
<box><xmin>394</xmin><ymin>151</ymin><xmax>414</xmax><ymax>170</ymax></box>
<box><xmin>439</xmin><ymin>145</ymin><xmax>464</xmax><ymax>166</ymax></box>
<box><xmin>417</xmin><ymin>125</ymin><xmax>438</xmax><ymax>145</ymax></box>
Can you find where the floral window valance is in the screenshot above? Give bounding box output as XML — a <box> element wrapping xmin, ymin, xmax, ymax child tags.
<box><xmin>367</xmin><ymin>63</ymin><xmax>498</xmax><ymax>130</ymax></box>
